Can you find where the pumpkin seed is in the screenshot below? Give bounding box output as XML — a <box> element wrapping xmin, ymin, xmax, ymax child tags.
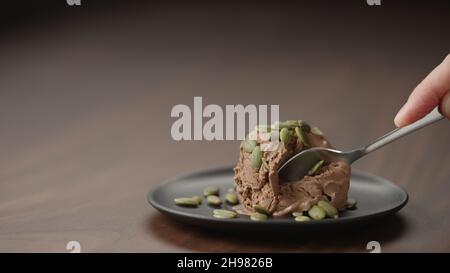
<box><xmin>228</xmin><ymin>187</ymin><xmax>235</xmax><ymax>193</ymax></box>
<box><xmin>273</xmin><ymin>120</ymin><xmax>299</xmax><ymax>129</ymax></box>
<box><xmin>207</xmin><ymin>195</ymin><xmax>222</xmax><ymax>206</ymax></box>
<box><xmin>253</xmin><ymin>204</ymin><xmax>269</xmax><ymax>215</ymax></box>
<box><xmin>225</xmin><ymin>192</ymin><xmax>238</xmax><ymax>205</ymax></box>
<box><xmin>213</xmin><ymin>209</ymin><xmax>235</xmax><ymax>215</ymax></box>
<box><xmin>346</xmin><ymin>198</ymin><xmax>357</xmax><ymax>209</ymax></box>
<box><xmin>295</xmin><ymin>215</ymin><xmax>312</xmax><ymax>222</ymax></box>
<box><xmin>285</xmin><ymin>120</ymin><xmax>300</xmax><ymax>127</ymax></box>
<box><xmin>191</xmin><ymin>195</ymin><xmax>203</xmax><ymax>205</ymax></box>
<box><xmin>317</xmin><ymin>200</ymin><xmax>338</xmax><ymax>218</ymax></box>
<box><xmin>311</xmin><ymin>126</ymin><xmax>323</xmax><ymax>136</ymax></box>
<box><xmin>295</xmin><ymin>126</ymin><xmax>310</xmax><ymax>147</ymax></box>
<box><xmin>213</xmin><ymin>214</ymin><xmax>231</xmax><ymax>219</ymax></box>
<box><xmin>213</xmin><ymin>209</ymin><xmax>237</xmax><ymax>218</ymax></box>
<box><xmin>308</xmin><ymin>160</ymin><xmax>324</xmax><ymax>176</ymax></box>
<box><xmin>280</xmin><ymin>127</ymin><xmax>292</xmax><ymax>145</ymax></box>
<box><xmin>250</xmin><ymin>212</ymin><xmax>268</xmax><ymax>221</ymax></box>
<box><xmin>242</xmin><ymin>138</ymin><xmax>257</xmax><ymax>153</ymax></box>
<box><xmin>292</xmin><ymin>211</ymin><xmax>304</xmax><ymax>217</ymax></box>
<box><xmin>251</xmin><ymin>146</ymin><xmax>263</xmax><ymax>171</ymax></box>
<box><xmin>203</xmin><ymin>186</ymin><xmax>219</xmax><ymax>196</ymax></box>
<box><xmin>308</xmin><ymin>205</ymin><xmax>326</xmax><ymax>220</ymax></box>
<box><xmin>174</xmin><ymin>197</ymin><xmax>199</xmax><ymax>207</ymax></box>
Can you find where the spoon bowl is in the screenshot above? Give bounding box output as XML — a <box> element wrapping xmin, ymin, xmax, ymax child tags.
<box><xmin>278</xmin><ymin>147</ymin><xmax>363</xmax><ymax>183</ymax></box>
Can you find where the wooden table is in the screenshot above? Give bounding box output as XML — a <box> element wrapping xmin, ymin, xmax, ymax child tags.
<box><xmin>1</xmin><ymin>1</ymin><xmax>449</xmax><ymax>252</ymax></box>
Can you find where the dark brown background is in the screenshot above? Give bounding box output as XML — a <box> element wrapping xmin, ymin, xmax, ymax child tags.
<box><xmin>0</xmin><ymin>0</ymin><xmax>449</xmax><ymax>252</ymax></box>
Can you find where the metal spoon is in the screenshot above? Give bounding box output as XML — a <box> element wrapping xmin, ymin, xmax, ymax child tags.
<box><xmin>278</xmin><ymin>107</ymin><xmax>445</xmax><ymax>182</ymax></box>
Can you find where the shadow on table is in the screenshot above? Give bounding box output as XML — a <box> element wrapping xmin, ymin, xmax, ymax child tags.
<box><xmin>145</xmin><ymin>212</ymin><xmax>409</xmax><ymax>252</ymax></box>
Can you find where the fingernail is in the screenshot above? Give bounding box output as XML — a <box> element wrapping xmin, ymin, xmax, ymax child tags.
<box><xmin>394</xmin><ymin>103</ymin><xmax>408</xmax><ymax>127</ymax></box>
<box><xmin>440</xmin><ymin>93</ymin><xmax>450</xmax><ymax>120</ymax></box>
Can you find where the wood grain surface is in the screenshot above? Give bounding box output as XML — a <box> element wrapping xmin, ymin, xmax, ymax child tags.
<box><xmin>0</xmin><ymin>1</ymin><xmax>449</xmax><ymax>252</ymax></box>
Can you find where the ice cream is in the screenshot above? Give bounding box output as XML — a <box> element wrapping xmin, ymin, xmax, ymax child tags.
<box><xmin>233</xmin><ymin>120</ymin><xmax>351</xmax><ymax>217</ymax></box>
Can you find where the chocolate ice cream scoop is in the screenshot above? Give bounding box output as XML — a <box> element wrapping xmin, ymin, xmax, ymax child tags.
<box><xmin>233</xmin><ymin>120</ymin><xmax>351</xmax><ymax>217</ymax></box>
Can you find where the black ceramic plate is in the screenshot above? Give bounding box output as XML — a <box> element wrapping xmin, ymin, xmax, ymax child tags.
<box><xmin>148</xmin><ymin>166</ymin><xmax>408</xmax><ymax>232</ymax></box>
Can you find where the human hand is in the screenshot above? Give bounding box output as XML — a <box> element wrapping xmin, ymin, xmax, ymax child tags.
<box><xmin>394</xmin><ymin>54</ymin><xmax>450</xmax><ymax>127</ymax></box>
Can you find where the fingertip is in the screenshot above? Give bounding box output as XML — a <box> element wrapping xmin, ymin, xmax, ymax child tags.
<box><xmin>394</xmin><ymin>104</ymin><xmax>408</xmax><ymax>127</ymax></box>
<box><xmin>440</xmin><ymin>92</ymin><xmax>450</xmax><ymax>120</ymax></box>
<box><xmin>393</xmin><ymin>117</ymin><xmax>402</xmax><ymax>128</ymax></box>
<box><xmin>394</xmin><ymin>116</ymin><xmax>409</xmax><ymax>128</ymax></box>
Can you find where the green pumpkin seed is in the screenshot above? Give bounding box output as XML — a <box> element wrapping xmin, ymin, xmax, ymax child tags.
<box><xmin>288</xmin><ymin>119</ymin><xmax>299</xmax><ymax>124</ymax></box>
<box><xmin>317</xmin><ymin>200</ymin><xmax>338</xmax><ymax>218</ymax></box>
<box><xmin>295</xmin><ymin>126</ymin><xmax>310</xmax><ymax>147</ymax></box>
<box><xmin>292</xmin><ymin>211</ymin><xmax>304</xmax><ymax>217</ymax></box>
<box><xmin>253</xmin><ymin>204</ymin><xmax>269</xmax><ymax>215</ymax></box>
<box><xmin>346</xmin><ymin>198</ymin><xmax>357</xmax><ymax>209</ymax></box>
<box><xmin>280</xmin><ymin>128</ymin><xmax>292</xmax><ymax>145</ymax></box>
<box><xmin>207</xmin><ymin>195</ymin><xmax>222</xmax><ymax>206</ymax></box>
<box><xmin>225</xmin><ymin>192</ymin><xmax>238</xmax><ymax>205</ymax></box>
<box><xmin>228</xmin><ymin>187</ymin><xmax>235</xmax><ymax>193</ymax></box>
<box><xmin>174</xmin><ymin>197</ymin><xmax>199</xmax><ymax>207</ymax></box>
<box><xmin>203</xmin><ymin>186</ymin><xmax>219</xmax><ymax>196</ymax></box>
<box><xmin>295</xmin><ymin>215</ymin><xmax>312</xmax><ymax>222</ymax></box>
<box><xmin>311</xmin><ymin>126</ymin><xmax>323</xmax><ymax>136</ymax></box>
<box><xmin>213</xmin><ymin>209</ymin><xmax>236</xmax><ymax>215</ymax></box>
<box><xmin>242</xmin><ymin>139</ymin><xmax>257</xmax><ymax>153</ymax></box>
<box><xmin>308</xmin><ymin>160</ymin><xmax>324</xmax><ymax>176</ymax></box>
<box><xmin>250</xmin><ymin>146</ymin><xmax>263</xmax><ymax>171</ymax></box>
<box><xmin>273</xmin><ymin>120</ymin><xmax>299</xmax><ymax>129</ymax></box>
<box><xmin>191</xmin><ymin>195</ymin><xmax>203</xmax><ymax>205</ymax></box>
<box><xmin>213</xmin><ymin>214</ymin><xmax>231</xmax><ymax>219</ymax></box>
<box><xmin>213</xmin><ymin>209</ymin><xmax>237</xmax><ymax>218</ymax></box>
<box><xmin>285</xmin><ymin>120</ymin><xmax>300</xmax><ymax>127</ymax></box>
<box><xmin>308</xmin><ymin>205</ymin><xmax>326</xmax><ymax>220</ymax></box>
<box><xmin>213</xmin><ymin>213</ymin><xmax>237</xmax><ymax>219</ymax></box>
<box><xmin>250</xmin><ymin>212</ymin><xmax>268</xmax><ymax>221</ymax></box>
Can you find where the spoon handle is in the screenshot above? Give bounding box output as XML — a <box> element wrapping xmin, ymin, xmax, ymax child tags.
<box><xmin>361</xmin><ymin>107</ymin><xmax>444</xmax><ymax>156</ymax></box>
